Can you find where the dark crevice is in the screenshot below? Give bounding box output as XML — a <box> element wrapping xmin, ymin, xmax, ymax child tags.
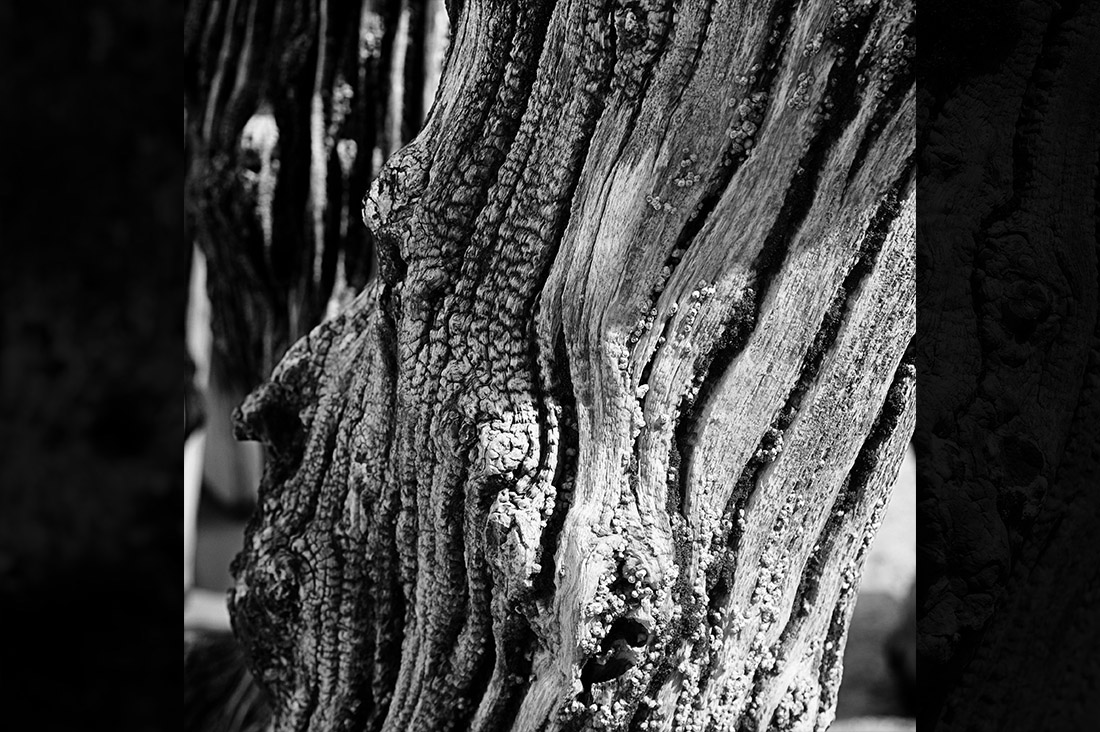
<box><xmin>512</xmin><ymin>0</ymin><xmax>619</xmax><ymax>603</ymax></box>
<box><xmin>671</xmin><ymin>297</ymin><xmax>756</xmax><ymax>511</ymax></box>
<box><xmin>530</xmin><ymin>321</ymin><xmax>580</xmax><ymax>598</ymax></box>
<box><xmin>578</xmin><ymin>583</ymin><xmax>654</xmax><ymax>714</ymax></box>
<box><xmin>749</xmin><ymin>11</ymin><xmax>876</xmax><ymax>298</ymax></box>
<box><xmin>531</xmin><ymin>334</ymin><xmax>579</xmax><ymax>601</ymax></box>
<box><xmin>484</xmin><ymin>618</ymin><xmax>540</xmax><ymax>732</ymax></box>
<box><xmin>626</xmin><ymin>515</ymin><xmax>703</xmax><ymax>732</ymax></box>
<box><xmin>658</xmin><ymin>0</ymin><xmax>797</xmax><ymax>276</ymax></box>
<box><xmin>340</xmin><ymin>552</ymin><xmax>376</xmax><ymax>732</ymax></box>
<box><xmin>815</xmin><ymin>587</ymin><xmax>855</xmax><ymax>719</ymax></box>
<box><xmin>462</xmin><ymin>625</ymin><xmax>498</xmax><ymax>727</ymax></box>
<box><xmin>582</xmin><ymin>615</ymin><xmax>650</xmax><ymax>684</ymax></box>
<box><xmin>298</xmin><ymin>683</ymin><xmax>321</xmax><ymax>732</ymax></box>
<box><xmin>665</xmin><ymin>404</ymin><xmax>686</xmax><ymax>516</ymax></box>
<box><xmin>843</xmin><ymin>23</ymin><xmax>914</xmax><ymax>191</ymax></box>
<box><xmin>813</xmin><ymin>356</ymin><xmax>913</xmax><ymax>712</ymax></box>
<box><xmin>838</xmin><ymin>359</ymin><xmax>914</xmax><ymax>514</ymax></box>
<box><xmin>637</xmin><ymin>313</ymin><xmax>677</xmax><ymax>387</ymax></box>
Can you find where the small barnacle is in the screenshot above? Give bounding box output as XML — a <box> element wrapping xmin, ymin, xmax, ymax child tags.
<box><xmin>803</xmin><ymin>31</ymin><xmax>824</xmax><ymax>57</ymax></box>
<box><xmin>788</xmin><ymin>71</ymin><xmax>815</xmax><ymax>110</ymax></box>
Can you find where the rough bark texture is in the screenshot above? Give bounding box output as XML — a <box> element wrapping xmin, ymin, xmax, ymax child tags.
<box><xmin>229</xmin><ymin>0</ymin><xmax>915</xmax><ymax>730</ymax></box>
<box><xmin>916</xmin><ymin>0</ymin><xmax>1100</xmax><ymax>729</ymax></box>
<box><xmin>184</xmin><ymin>0</ymin><xmax>447</xmax><ymax>392</ymax></box>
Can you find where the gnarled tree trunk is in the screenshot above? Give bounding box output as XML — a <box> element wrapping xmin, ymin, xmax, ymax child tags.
<box><xmin>228</xmin><ymin>0</ymin><xmax>915</xmax><ymax>730</ymax></box>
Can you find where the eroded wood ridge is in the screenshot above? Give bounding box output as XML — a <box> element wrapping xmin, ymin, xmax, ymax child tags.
<box><xmin>229</xmin><ymin>0</ymin><xmax>916</xmax><ymax>730</ymax></box>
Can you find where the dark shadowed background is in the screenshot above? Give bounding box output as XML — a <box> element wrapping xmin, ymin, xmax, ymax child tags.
<box><xmin>0</xmin><ymin>2</ymin><xmax>181</xmax><ymax>729</ymax></box>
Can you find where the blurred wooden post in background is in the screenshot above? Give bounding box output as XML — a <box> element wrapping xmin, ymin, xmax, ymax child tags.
<box><xmin>183</xmin><ymin>0</ymin><xmax>444</xmax><ymax>596</ymax></box>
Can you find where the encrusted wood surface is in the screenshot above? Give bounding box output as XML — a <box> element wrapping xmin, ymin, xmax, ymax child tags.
<box><xmin>229</xmin><ymin>0</ymin><xmax>915</xmax><ymax>730</ymax></box>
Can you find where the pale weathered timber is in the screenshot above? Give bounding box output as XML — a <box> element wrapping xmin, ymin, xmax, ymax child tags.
<box><xmin>229</xmin><ymin>0</ymin><xmax>915</xmax><ymax>730</ymax></box>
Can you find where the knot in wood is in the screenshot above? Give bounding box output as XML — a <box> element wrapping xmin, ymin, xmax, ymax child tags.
<box><xmin>477</xmin><ymin>417</ymin><xmax>534</xmax><ymax>477</ymax></box>
<box><xmin>361</xmin><ymin>141</ymin><xmax>430</xmax><ymax>238</ymax></box>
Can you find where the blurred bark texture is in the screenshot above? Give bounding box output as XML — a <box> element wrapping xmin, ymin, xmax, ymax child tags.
<box><xmin>183</xmin><ymin>0</ymin><xmax>448</xmax><ymax>509</ymax></box>
<box><xmin>916</xmin><ymin>1</ymin><xmax>1100</xmax><ymax>730</ymax></box>
<box><xmin>223</xmin><ymin>0</ymin><xmax>916</xmax><ymax>730</ymax></box>
<box><xmin>184</xmin><ymin>0</ymin><xmax>448</xmax><ymax>393</ymax></box>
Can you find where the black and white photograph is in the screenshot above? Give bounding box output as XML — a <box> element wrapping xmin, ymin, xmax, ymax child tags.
<box><xmin>1</xmin><ymin>0</ymin><xmax>1098</xmax><ymax>730</ymax></box>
